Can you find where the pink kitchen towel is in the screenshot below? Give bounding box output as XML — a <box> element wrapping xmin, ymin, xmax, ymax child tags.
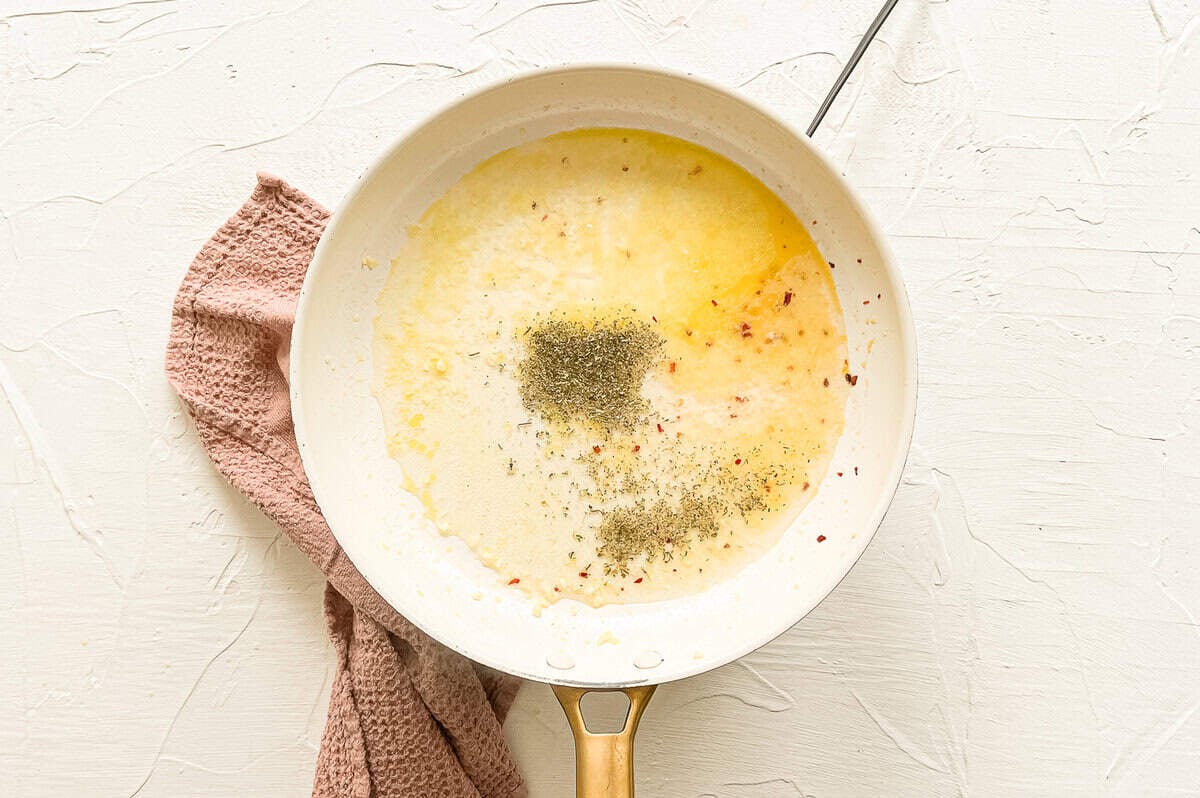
<box><xmin>165</xmin><ymin>174</ymin><xmax>526</xmax><ymax>798</ymax></box>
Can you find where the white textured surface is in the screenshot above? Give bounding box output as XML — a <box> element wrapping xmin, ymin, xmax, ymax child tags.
<box><xmin>1</xmin><ymin>1</ymin><xmax>1198</xmax><ymax>796</ymax></box>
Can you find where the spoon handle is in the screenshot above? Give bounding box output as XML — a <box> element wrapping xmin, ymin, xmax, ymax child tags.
<box><xmin>807</xmin><ymin>0</ymin><xmax>902</xmax><ymax>137</ymax></box>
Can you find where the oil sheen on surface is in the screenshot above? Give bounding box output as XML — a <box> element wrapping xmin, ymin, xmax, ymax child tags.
<box><xmin>373</xmin><ymin>128</ymin><xmax>849</xmax><ymax>608</ymax></box>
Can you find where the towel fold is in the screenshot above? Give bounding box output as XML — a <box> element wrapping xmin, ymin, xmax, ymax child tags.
<box><xmin>165</xmin><ymin>173</ymin><xmax>526</xmax><ymax>798</ymax></box>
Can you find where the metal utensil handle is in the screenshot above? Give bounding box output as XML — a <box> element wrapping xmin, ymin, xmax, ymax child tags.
<box><xmin>807</xmin><ymin>0</ymin><xmax>901</xmax><ymax>136</ymax></box>
<box><xmin>552</xmin><ymin>684</ymin><xmax>658</xmax><ymax>798</ymax></box>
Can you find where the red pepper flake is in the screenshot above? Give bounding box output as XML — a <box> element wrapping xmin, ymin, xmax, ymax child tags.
<box><xmin>845</xmin><ymin>373</ymin><xmax>859</xmax><ymax>386</ymax></box>
<box><xmin>723</xmin><ymin>543</ymin><xmax>731</xmax><ymax>549</ymax></box>
<box><xmin>741</xmin><ymin>322</ymin><xmax>751</xmax><ymax>331</ymax></box>
<box><xmin>652</xmin><ymin>315</ymin><xmax>658</xmax><ymax>323</ymax></box>
<box><xmin>783</xmin><ymin>290</ymin><xmax>793</xmax><ymax>306</ymax></box>
<box><xmin>812</xmin><ymin>219</ymin><xmax>818</xmax><ymax>225</ymax></box>
<box><xmin>837</xmin><ymin>471</ymin><xmax>844</xmax><ymax>477</ymax></box>
<box><xmin>592</xmin><ymin>445</ymin><xmax>601</xmax><ymax>454</ymax></box>
<box><xmin>711</xmin><ymin>299</ymin><xmax>718</xmax><ymax>307</ymax></box>
<box><xmin>764</xmin><ymin>485</ymin><xmax>772</xmax><ymax>493</ymax></box>
<box><xmin>633</xmin><ymin>445</ymin><xmax>641</xmax><ymax>453</ymax></box>
<box><xmin>817</xmin><ymin>534</ymin><xmax>827</xmax><ymax>543</ymax></box>
<box><xmin>656</xmin><ymin>423</ymin><xmax>664</xmax><ymax>433</ymax></box>
<box><xmin>579</xmin><ymin>571</ymin><xmax>589</xmax><ymax>578</ymax></box>
<box><xmin>507</xmin><ymin>578</ymin><xmax>520</xmax><ymax>585</ymax></box>
<box><xmin>668</xmin><ymin>361</ymin><xmax>676</xmax><ymax>373</ymax></box>
<box><xmin>553</xmin><ymin>586</ymin><xmax>560</xmax><ymax>592</ymax></box>
<box><xmin>541</xmin><ymin>214</ymin><xmax>548</xmax><ymax>222</ymax></box>
<box><xmin>633</xmin><ymin>577</ymin><xmax>643</xmax><ymax>583</ymax></box>
<box><xmin>676</xmin><ymin>431</ymin><xmax>683</xmax><ymax>438</ymax></box>
<box><xmin>676</xmin><ymin>414</ymin><xmax>681</xmax><ymax>420</ymax></box>
<box><xmin>823</xmin><ymin>377</ymin><xmax>830</xmax><ymax>387</ymax></box>
<box><xmin>863</xmin><ymin>299</ymin><xmax>870</xmax><ymax>305</ymax></box>
<box><xmin>741</xmin><ymin>330</ymin><xmax>753</xmax><ymax>339</ymax></box>
<box><xmin>729</xmin><ymin>413</ymin><xmax>738</xmax><ymax>418</ymax></box>
<box><xmin>734</xmin><ymin>395</ymin><xmax>747</xmax><ymax>403</ymax></box>
<box><xmin>803</xmin><ymin>481</ymin><xmax>810</xmax><ymax>491</ymax></box>
<box><xmin>734</xmin><ymin>458</ymin><xmax>742</xmax><ymax>465</ymax></box>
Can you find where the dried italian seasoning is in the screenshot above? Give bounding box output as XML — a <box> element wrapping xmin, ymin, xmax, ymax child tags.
<box><xmin>517</xmin><ymin>316</ymin><xmax>663</xmax><ymax>431</ymax></box>
<box><xmin>596</xmin><ymin>496</ymin><xmax>721</xmax><ymax>576</ymax></box>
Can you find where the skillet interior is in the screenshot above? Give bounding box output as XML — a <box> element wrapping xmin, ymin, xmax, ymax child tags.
<box><xmin>291</xmin><ymin>66</ymin><xmax>916</xmax><ymax>687</ymax></box>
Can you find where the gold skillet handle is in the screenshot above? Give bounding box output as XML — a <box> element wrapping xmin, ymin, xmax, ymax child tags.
<box><xmin>552</xmin><ymin>684</ymin><xmax>657</xmax><ymax>798</ymax></box>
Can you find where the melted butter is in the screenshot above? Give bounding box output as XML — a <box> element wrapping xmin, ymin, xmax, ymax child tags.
<box><xmin>373</xmin><ymin>128</ymin><xmax>848</xmax><ymax>607</ymax></box>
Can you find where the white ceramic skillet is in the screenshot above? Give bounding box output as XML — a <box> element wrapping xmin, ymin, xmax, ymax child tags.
<box><xmin>291</xmin><ymin>65</ymin><xmax>916</xmax><ymax>795</ymax></box>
